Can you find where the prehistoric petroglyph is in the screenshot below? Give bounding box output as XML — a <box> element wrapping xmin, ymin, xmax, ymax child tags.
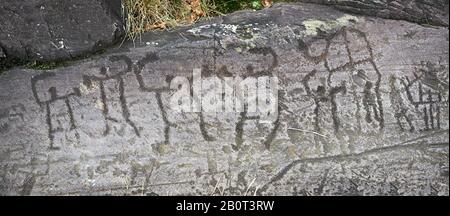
<box><xmin>132</xmin><ymin>52</ymin><xmax>175</xmax><ymax>146</ymax></box>
<box><xmin>291</xmin><ymin>27</ymin><xmax>390</xmax><ymax>155</ymax></box>
<box><xmin>31</xmin><ymin>55</ymin><xmax>141</xmax><ymax>149</ymax></box>
<box><xmin>169</xmin><ymin>68</ymin><xmax>279</xmax><ymax>122</ymax></box>
<box><xmin>391</xmin><ymin>61</ymin><xmax>449</xmax><ymax>132</ymax></box>
<box><xmin>26</xmin><ymin>26</ymin><xmax>448</xmax><ymax>157</ymax></box>
<box><xmin>28</xmin><ymin>46</ymin><xmax>281</xmax><ymax>151</ymax></box>
<box><xmin>31</xmin><ymin>72</ymin><xmax>82</xmax><ymax>150</ymax></box>
<box><xmin>300</xmin><ymin>27</ymin><xmax>383</xmax><ymax>131</ymax></box>
<box><xmin>82</xmin><ymin>55</ymin><xmax>140</xmax><ymax>137</ymax></box>
<box><xmin>216</xmin><ymin>47</ymin><xmax>281</xmax><ymax>151</ymax></box>
<box><xmin>389</xmin><ymin>76</ymin><xmax>416</xmax><ymax>132</ymax></box>
<box><xmin>0</xmin><ymin>3</ymin><xmax>448</xmax><ymax>195</ymax></box>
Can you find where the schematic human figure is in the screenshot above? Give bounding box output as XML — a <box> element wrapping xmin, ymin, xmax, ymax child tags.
<box><xmin>313</xmin><ymin>84</ymin><xmax>347</xmax><ymax>134</ymax></box>
<box><xmin>389</xmin><ymin>75</ymin><xmax>416</xmax><ymax>132</ymax></box>
<box><xmin>362</xmin><ymin>81</ymin><xmax>382</xmax><ymax>125</ymax></box>
<box><xmin>82</xmin><ymin>55</ymin><xmax>140</xmax><ymax>137</ymax></box>
<box><xmin>31</xmin><ymin>72</ymin><xmax>81</xmax><ymax>150</ymax></box>
<box><xmin>399</xmin><ymin>62</ymin><xmax>447</xmax><ymax>131</ymax></box>
<box><xmin>302</xmin><ymin>69</ymin><xmax>346</xmax><ymax>154</ymax></box>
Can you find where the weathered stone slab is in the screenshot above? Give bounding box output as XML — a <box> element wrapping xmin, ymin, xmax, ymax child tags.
<box><xmin>0</xmin><ymin>0</ymin><xmax>124</xmax><ymax>64</ymax></box>
<box><xmin>0</xmin><ymin>3</ymin><xmax>448</xmax><ymax>195</ymax></box>
<box><xmin>296</xmin><ymin>0</ymin><xmax>449</xmax><ymax>27</ymax></box>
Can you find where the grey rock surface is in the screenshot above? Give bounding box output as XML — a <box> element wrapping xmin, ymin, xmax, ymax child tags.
<box><xmin>0</xmin><ymin>3</ymin><xmax>448</xmax><ymax>195</ymax></box>
<box><xmin>296</xmin><ymin>0</ymin><xmax>449</xmax><ymax>27</ymax></box>
<box><xmin>0</xmin><ymin>0</ymin><xmax>124</xmax><ymax>63</ymax></box>
<box><xmin>0</xmin><ymin>47</ymin><xmax>5</xmax><ymax>59</ymax></box>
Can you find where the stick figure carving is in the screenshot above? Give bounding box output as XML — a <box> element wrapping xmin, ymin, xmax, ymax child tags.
<box><xmin>31</xmin><ymin>72</ymin><xmax>81</xmax><ymax>150</ymax></box>
<box><xmin>82</xmin><ymin>55</ymin><xmax>140</xmax><ymax>137</ymax></box>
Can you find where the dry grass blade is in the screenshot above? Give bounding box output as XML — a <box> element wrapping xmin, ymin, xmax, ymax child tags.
<box><xmin>261</xmin><ymin>0</ymin><xmax>273</xmax><ymax>8</ymax></box>
<box><xmin>186</xmin><ymin>0</ymin><xmax>206</xmax><ymax>23</ymax></box>
<box><xmin>123</xmin><ymin>0</ymin><xmax>191</xmax><ymax>38</ymax></box>
<box><xmin>145</xmin><ymin>21</ymin><xmax>167</xmax><ymax>30</ymax></box>
<box><xmin>122</xmin><ymin>0</ymin><xmax>278</xmax><ymax>39</ymax></box>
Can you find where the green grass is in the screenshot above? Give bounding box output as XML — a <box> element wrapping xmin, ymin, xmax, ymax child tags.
<box><xmin>211</xmin><ymin>0</ymin><xmax>265</xmax><ymax>14</ymax></box>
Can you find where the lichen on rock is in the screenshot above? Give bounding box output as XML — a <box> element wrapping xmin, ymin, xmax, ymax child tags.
<box><xmin>302</xmin><ymin>14</ymin><xmax>360</xmax><ymax>36</ymax></box>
